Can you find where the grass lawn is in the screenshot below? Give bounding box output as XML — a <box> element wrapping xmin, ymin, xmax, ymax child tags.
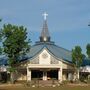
<box><xmin>0</xmin><ymin>85</ymin><xmax>90</xmax><ymax>90</ymax></box>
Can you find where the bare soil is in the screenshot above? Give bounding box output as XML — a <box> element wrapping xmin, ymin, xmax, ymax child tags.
<box><xmin>0</xmin><ymin>84</ymin><xmax>90</xmax><ymax>90</ymax></box>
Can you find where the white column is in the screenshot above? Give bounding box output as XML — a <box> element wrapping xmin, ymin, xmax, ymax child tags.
<box><xmin>73</xmin><ymin>71</ymin><xmax>77</xmax><ymax>81</ymax></box>
<box><xmin>58</xmin><ymin>68</ymin><xmax>62</xmax><ymax>82</ymax></box>
<box><xmin>27</xmin><ymin>67</ymin><xmax>31</xmax><ymax>81</ymax></box>
<box><xmin>68</xmin><ymin>73</ymin><xmax>73</xmax><ymax>81</ymax></box>
<box><xmin>43</xmin><ymin>71</ymin><xmax>47</xmax><ymax>81</ymax></box>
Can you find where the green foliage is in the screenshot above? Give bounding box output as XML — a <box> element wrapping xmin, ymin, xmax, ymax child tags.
<box><xmin>0</xmin><ymin>47</ymin><xmax>2</xmax><ymax>54</ymax></box>
<box><xmin>1</xmin><ymin>24</ymin><xmax>30</xmax><ymax>84</ymax></box>
<box><xmin>72</xmin><ymin>46</ymin><xmax>83</xmax><ymax>68</ymax></box>
<box><xmin>86</xmin><ymin>43</ymin><xmax>90</xmax><ymax>58</ymax></box>
<box><xmin>1</xmin><ymin>24</ymin><xmax>30</xmax><ymax>68</ymax></box>
<box><xmin>0</xmin><ymin>30</ymin><xmax>2</xmax><ymax>41</ymax></box>
<box><xmin>7</xmin><ymin>67</ymin><xmax>16</xmax><ymax>72</ymax></box>
<box><xmin>0</xmin><ymin>18</ymin><xmax>2</xmax><ymax>55</ymax></box>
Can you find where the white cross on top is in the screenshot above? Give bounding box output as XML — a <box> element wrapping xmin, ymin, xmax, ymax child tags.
<box><xmin>42</xmin><ymin>12</ymin><xmax>48</xmax><ymax>20</ymax></box>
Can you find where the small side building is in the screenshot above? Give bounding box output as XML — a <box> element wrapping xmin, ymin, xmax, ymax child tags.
<box><xmin>80</xmin><ymin>58</ymin><xmax>90</xmax><ymax>79</ymax></box>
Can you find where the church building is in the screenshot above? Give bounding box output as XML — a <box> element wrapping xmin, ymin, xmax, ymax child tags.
<box><xmin>15</xmin><ymin>13</ymin><xmax>76</xmax><ymax>82</ymax></box>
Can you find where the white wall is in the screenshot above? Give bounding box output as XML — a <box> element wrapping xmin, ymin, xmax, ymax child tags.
<box><xmin>39</xmin><ymin>49</ymin><xmax>50</xmax><ymax>64</ymax></box>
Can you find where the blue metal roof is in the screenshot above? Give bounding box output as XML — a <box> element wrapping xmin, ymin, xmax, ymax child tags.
<box><xmin>81</xmin><ymin>58</ymin><xmax>90</xmax><ymax>66</ymax></box>
<box><xmin>0</xmin><ymin>42</ymin><xmax>90</xmax><ymax>66</ymax></box>
<box><xmin>26</xmin><ymin>42</ymin><xmax>72</xmax><ymax>63</ymax></box>
<box><xmin>0</xmin><ymin>42</ymin><xmax>72</xmax><ymax>65</ymax></box>
<box><xmin>26</xmin><ymin>44</ymin><xmax>44</xmax><ymax>58</ymax></box>
<box><xmin>46</xmin><ymin>44</ymin><xmax>72</xmax><ymax>62</ymax></box>
<box><xmin>0</xmin><ymin>55</ymin><xmax>8</xmax><ymax>65</ymax></box>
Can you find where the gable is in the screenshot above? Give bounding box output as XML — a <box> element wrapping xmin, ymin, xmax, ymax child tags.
<box><xmin>39</xmin><ymin>49</ymin><xmax>50</xmax><ymax>64</ymax></box>
<box><xmin>20</xmin><ymin>48</ymin><xmax>74</xmax><ymax>70</ymax></box>
<box><xmin>25</xmin><ymin>42</ymin><xmax>72</xmax><ymax>65</ymax></box>
<box><xmin>28</xmin><ymin>48</ymin><xmax>59</xmax><ymax>65</ymax></box>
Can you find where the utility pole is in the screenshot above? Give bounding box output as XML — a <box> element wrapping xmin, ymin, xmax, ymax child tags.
<box><xmin>0</xmin><ymin>19</ymin><xmax>2</xmax><ymax>22</ymax></box>
<box><xmin>88</xmin><ymin>22</ymin><xmax>90</xmax><ymax>26</ymax></box>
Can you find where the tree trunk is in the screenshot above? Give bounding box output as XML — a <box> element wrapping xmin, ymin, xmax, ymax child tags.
<box><xmin>77</xmin><ymin>69</ymin><xmax>79</xmax><ymax>80</ymax></box>
<box><xmin>10</xmin><ymin>72</ymin><xmax>15</xmax><ymax>84</ymax></box>
<box><xmin>76</xmin><ymin>69</ymin><xmax>79</xmax><ymax>80</ymax></box>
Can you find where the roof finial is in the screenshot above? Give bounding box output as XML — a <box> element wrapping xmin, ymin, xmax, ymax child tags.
<box><xmin>42</xmin><ymin>12</ymin><xmax>48</xmax><ymax>20</ymax></box>
<box><xmin>39</xmin><ymin>12</ymin><xmax>50</xmax><ymax>42</ymax></box>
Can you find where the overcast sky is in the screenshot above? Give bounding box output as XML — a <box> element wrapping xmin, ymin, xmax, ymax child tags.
<box><xmin>0</xmin><ymin>0</ymin><xmax>90</xmax><ymax>54</ymax></box>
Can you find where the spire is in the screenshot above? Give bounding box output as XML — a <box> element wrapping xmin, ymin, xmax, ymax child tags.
<box><xmin>40</xmin><ymin>12</ymin><xmax>50</xmax><ymax>42</ymax></box>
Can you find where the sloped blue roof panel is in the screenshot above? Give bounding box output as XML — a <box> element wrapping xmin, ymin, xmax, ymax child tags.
<box><xmin>81</xmin><ymin>58</ymin><xmax>90</xmax><ymax>66</ymax></box>
<box><xmin>26</xmin><ymin>42</ymin><xmax>72</xmax><ymax>63</ymax></box>
<box><xmin>26</xmin><ymin>44</ymin><xmax>44</xmax><ymax>59</ymax></box>
<box><xmin>0</xmin><ymin>42</ymin><xmax>72</xmax><ymax>65</ymax></box>
<box><xmin>45</xmin><ymin>44</ymin><xmax>72</xmax><ymax>62</ymax></box>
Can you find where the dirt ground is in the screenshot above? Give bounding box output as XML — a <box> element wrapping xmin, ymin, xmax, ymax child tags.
<box><xmin>0</xmin><ymin>84</ymin><xmax>90</xmax><ymax>90</ymax></box>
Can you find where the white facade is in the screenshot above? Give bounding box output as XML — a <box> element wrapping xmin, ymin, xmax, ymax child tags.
<box><xmin>24</xmin><ymin>48</ymin><xmax>74</xmax><ymax>82</ymax></box>
<box><xmin>39</xmin><ymin>49</ymin><xmax>51</xmax><ymax>65</ymax></box>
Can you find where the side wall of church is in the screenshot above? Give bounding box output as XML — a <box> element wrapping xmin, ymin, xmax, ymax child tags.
<box><xmin>62</xmin><ymin>62</ymin><xmax>74</xmax><ymax>69</ymax></box>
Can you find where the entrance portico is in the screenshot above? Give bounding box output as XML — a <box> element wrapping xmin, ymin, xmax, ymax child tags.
<box><xmin>27</xmin><ymin>65</ymin><xmax>62</xmax><ymax>81</ymax></box>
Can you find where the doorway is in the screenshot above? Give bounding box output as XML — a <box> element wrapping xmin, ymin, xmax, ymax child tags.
<box><xmin>31</xmin><ymin>70</ymin><xmax>43</xmax><ymax>80</ymax></box>
<box><xmin>47</xmin><ymin>70</ymin><xmax>58</xmax><ymax>80</ymax></box>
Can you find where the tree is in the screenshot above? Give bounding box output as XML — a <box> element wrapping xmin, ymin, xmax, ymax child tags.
<box><xmin>72</xmin><ymin>46</ymin><xmax>83</xmax><ymax>80</ymax></box>
<box><xmin>1</xmin><ymin>24</ymin><xmax>30</xmax><ymax>83</ymax></box>
<box><xmin>86</xmin><ymin>43</ymin><xmax>90</xmax><ymax>58</ymax></box>
<box><xmin>0</xmin><ymin>18</ymin><xmax>2</xmax><ymax>54</ymax></box>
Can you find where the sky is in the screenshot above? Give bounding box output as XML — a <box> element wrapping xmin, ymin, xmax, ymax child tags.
<box><xmin>0</xmin><ymin>0</ymin><xmax>90</xmax><ymax>54</ymax></box>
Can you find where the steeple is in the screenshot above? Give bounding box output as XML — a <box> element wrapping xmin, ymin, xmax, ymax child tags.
<box><xmin>40</xmin><ymin>12</ymin><xmax>50</xmax><ymax>42</ymax></box>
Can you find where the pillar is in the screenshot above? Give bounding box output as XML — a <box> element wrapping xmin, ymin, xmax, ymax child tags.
<box><xmin>68</xmin><ymin>73</ymin><xmax>73</xmax><ymax>81</ymax></box>
<box><xmin>27</xmin><ymin>67</ymin><xmax>31</xmax><ymax>81</ymax></box>
<box><xmin>58</xmin><ymin>68</ymin><xmax>62</xmax><ymax>82</ymax></box>
<box><xmin>43</xmin><ymin>71</ymin><xmax>47</xmax><ymax>81</ymax></box>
